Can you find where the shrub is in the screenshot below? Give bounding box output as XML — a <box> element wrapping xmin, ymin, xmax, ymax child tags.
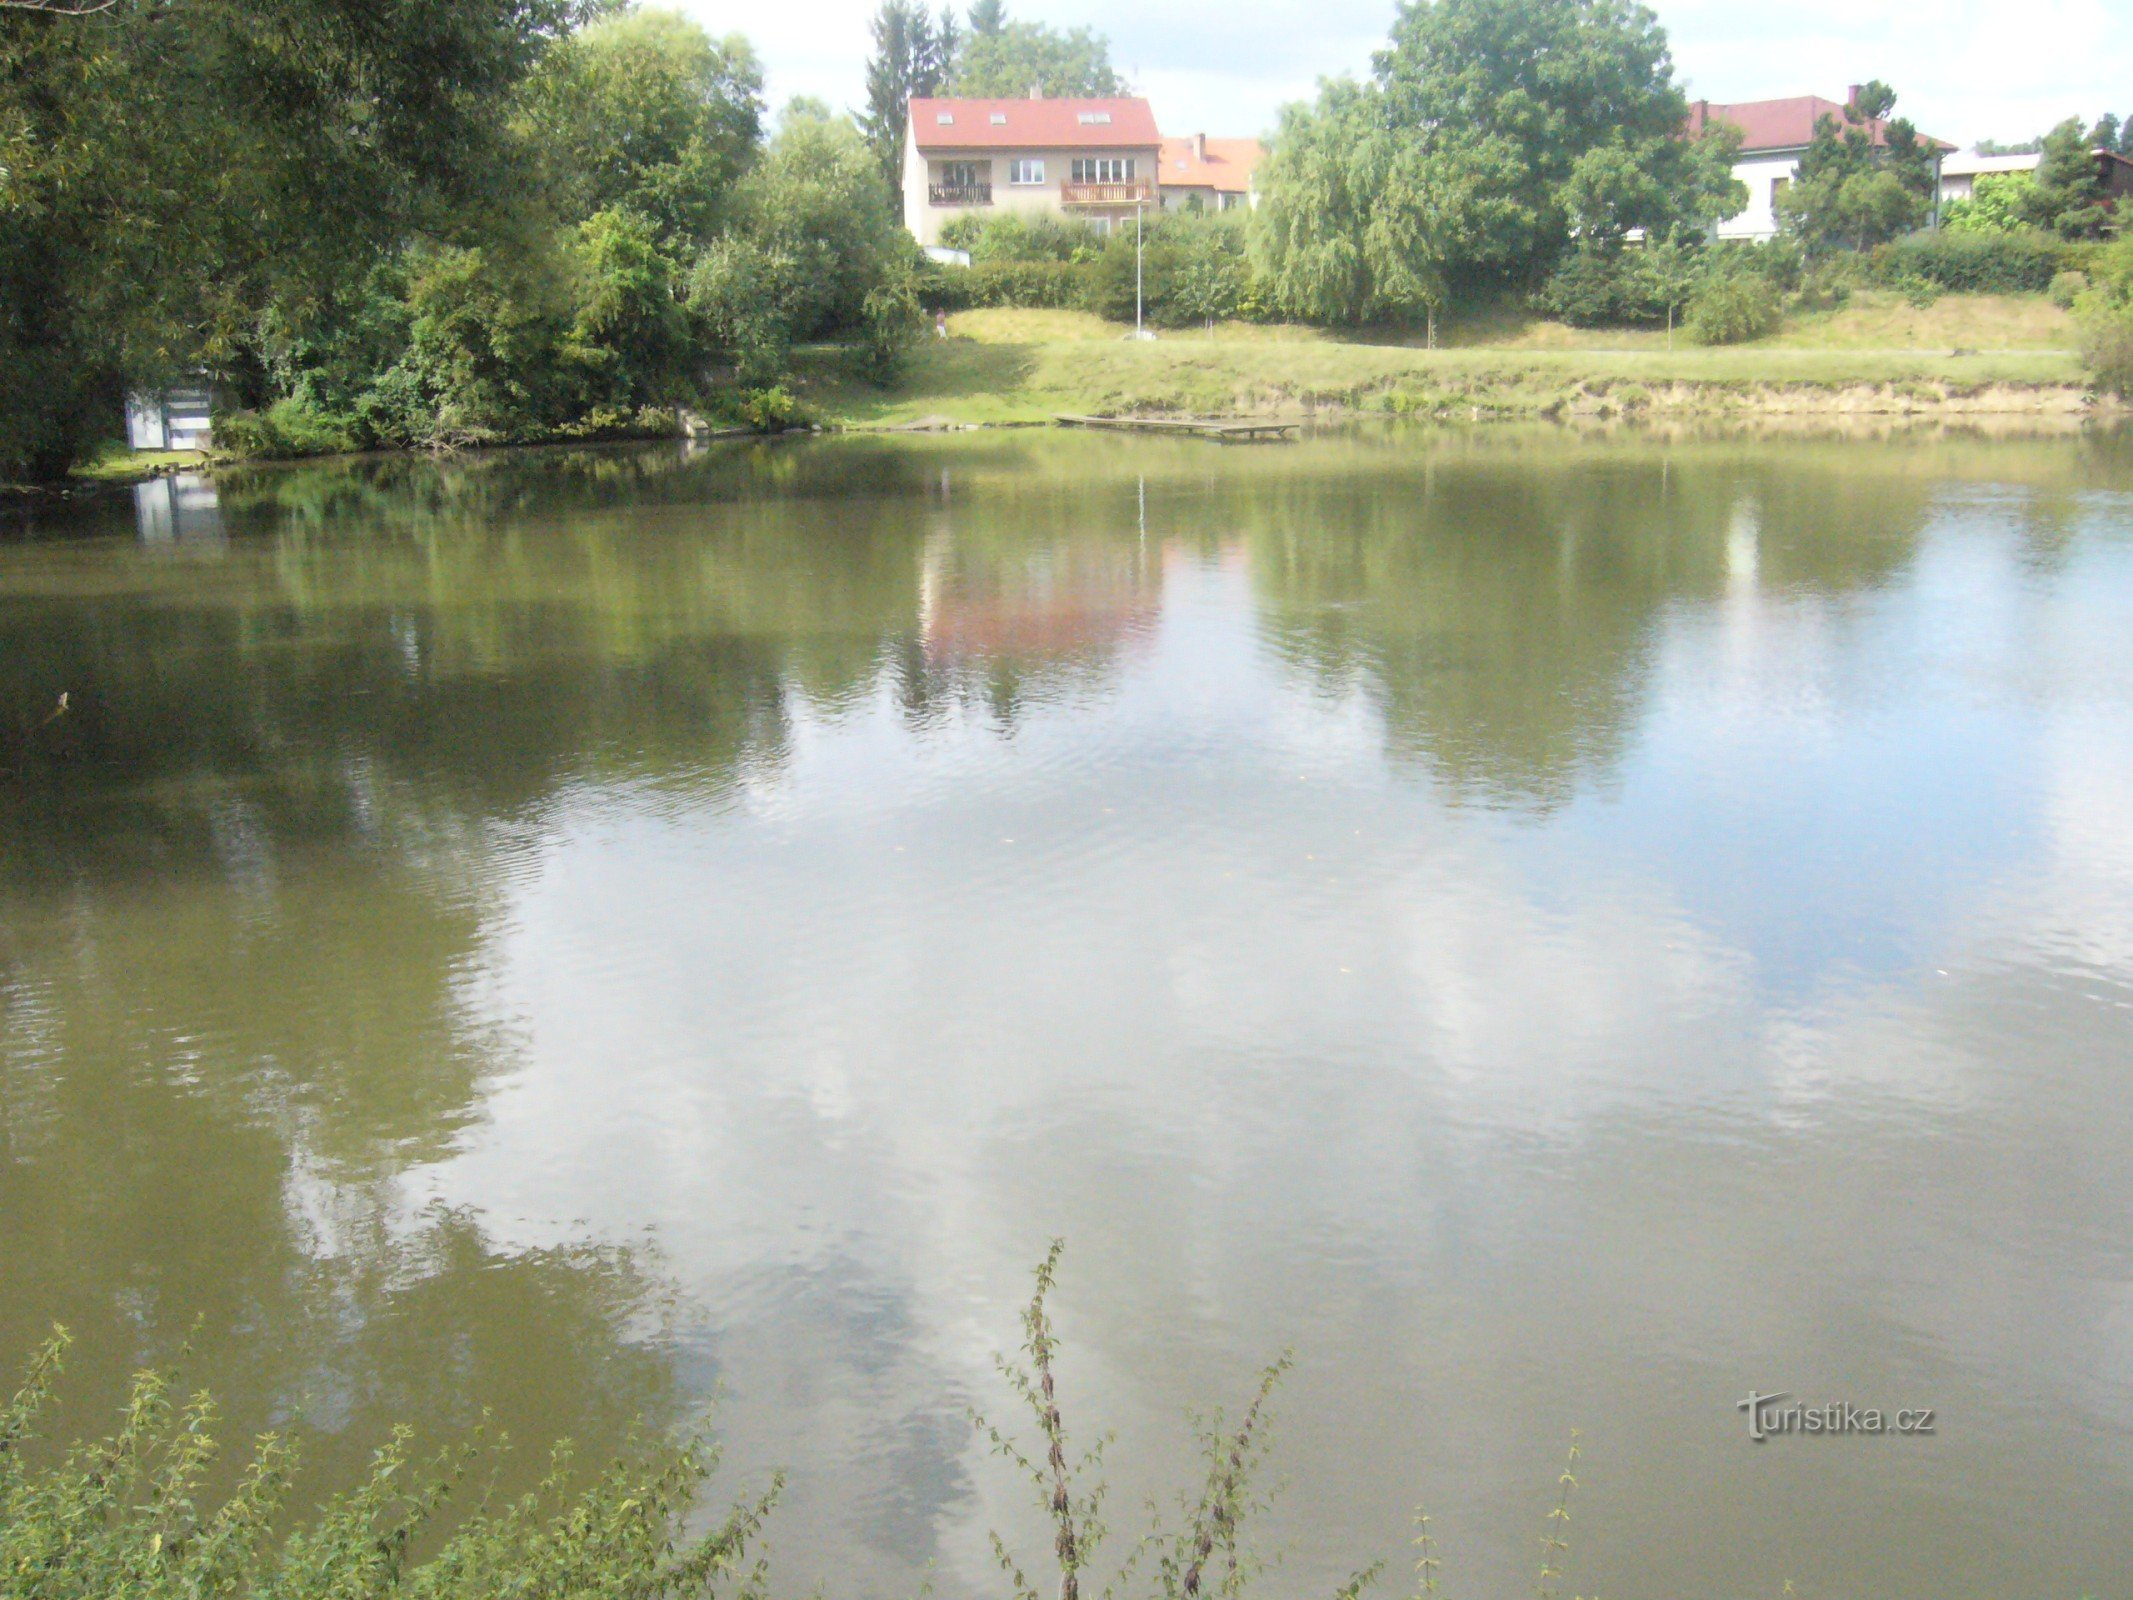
<box><xmin>734</xmin><ymin>386</ymin><xmax>812</xmax><ymax>432</ymax></box>
<box><xmin>1869</xmin><ymin>231</ymin><xmax>2068</xmax><ymax>294</ymax></box>
<box><xmin>1085</xmin><ymin>215</ymin><xmax>1252</xmax><ymax>329</ymax></box>
<box><xmin>0</xmin><ymin>1330</ymin><xmax>779</xmax><ymax>1600</ymax></box>
<box><xmin>2049</xmin><ymin>270</ymin><xmax>2090</xmax><ymax>310</ymax></box>
<box><xmin>558</xmin><ymin>404</ymin><xmax>680</xmax><ymax>440</ymax></box>
<box><xmin>1941</xmin><ymin>172</ymin><xmax>2039</xmax><ymax>236</ymax></box>
<box><xmin>939</xmin><ymin>211</ymin><xmax>1102</xmax><ymax>264</ymax></box>
<box><xmin>1685</xmin><ymin>274</ymin><xmax>1780</xmax><ymax>345</ymax></box>
<box><xmin>2078</xmin><ymin>306</ymin><xmax>2133</xmax><ymax>398</ymax></box>
<box><xmin>858</xmin><ymin>259</ymin><xmax>925</xmax><ymax>385</ymax></box>
<box><xmin>1537</xmin><ymin>249</ymin><xmax>1668</xmax><ymax>328</ymax></box>
<box><xmin>215</xmin><ymin>398</ymin><xmax>358</xmax><ymax>460</ymax></box>
<box><xmin>964</xmin><ymin>259</ymin><xmax>1091</xmax><ymax>309</ymax></box>
<box><xmin>687</xmin><ymin>236</ymin><xmax>801</xmax><ymax>388</ymax></box>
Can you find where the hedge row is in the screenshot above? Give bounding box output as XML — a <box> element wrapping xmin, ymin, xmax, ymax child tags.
<box><xmin>918</xmin><ymin>258</ymin><xmax>1092</xmax><ymax>312</ymax></box>
<box><xmin>1865</xmin><ymin>231</ymin><xmax>2085</xmax><ymax>294</ymax></box>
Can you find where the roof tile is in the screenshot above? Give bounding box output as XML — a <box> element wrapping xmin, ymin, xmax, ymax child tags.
<box><xmin>910</xmin><ymin>97</ymin><xmax>1162</xmax><ymax>150</ymax></box>
<box><xmin>1687</xmin><ymin>95</ymin><xmax>1953</xmax><ymax>155</ymax></box>
<box><xmin>1160</xmin><ymin>136</ymin><xmax>1265</xmax><ymax>194</ymax></box>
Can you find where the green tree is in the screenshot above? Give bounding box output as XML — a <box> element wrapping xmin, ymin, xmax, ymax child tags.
<box><xmin>1374</xmin><ymin>0</ymin><xmax>1694</xmax><ymax>269</ymax></box>
<box><xmin>1568</xmin><ymin>123</ymin><xmax>1746</xmax><ymax>246</ymax></box>
<box><xmin>1774</xmin><ymin>82</ymin><xmax>1936</xmax><ymax>254</ymax></box>
<box><xmin>567</xmin><ymin>206</ymin><xmax>692</xmax><ymax>407</ymax></box>
<box><xmin>2023</xmin><ymin>117</ymin><xmax>2111</xmax><ymax>239</ymax></box>
<box><xmin>1249</xmin><ymin>82</ymin><xmax>1389</xmax><ymax>323</ymax></box>
<box><xmin>858</xmin><ymin>1</ymin><xmax>960</xmax><ymax>198</ymax></box>
<box><xmin>514</xmin><ymin>10</ymin><xmax>764</xmax><ymax>246</ymax></box>
<box><xmin>687</xmin><ymin>236</ymin><xmax>801</xmax><ymax>387</ymax></box>
<box><xmin>2074</xmin><ymin>235</ymin><xmax>2133</xmax><ymax>396</ymax></box>
<box><xmin>968</xmin><ymin>0</ymin><xmax>1007</xmax><ymax>36</ymax></box>
<box><xmin>0</xmin><ymin>0</ymin><xmax>597</xmax><ymax>479</ymax></box>
<box><xmin>950</xmin><ymin>20</ymin><xmax>1124</xmax><ymax>97</ymax></box>
<box><xmin>1253</xmin><ymin>0</ymin><xmax>1718</xmax><ymax>322</ymax></box>
<box><xmin>733</xmin><ymin>104</ymin><xmax>908</xmax><ymax>338</ymax></box>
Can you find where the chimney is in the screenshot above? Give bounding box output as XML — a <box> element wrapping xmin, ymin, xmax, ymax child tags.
<box><xmin>1847</xmin><ymin>84</ymin><xmax>1863</xmax><ymax>108</ymax></box>
<box><xmin>1193</xmin><ymin>132</ymin><xmax>1206</xmax><ymax>161</ymax></box>
<box><xmin>1029</xmin><ymin>82</ymin><xmax>1041</xmax><ymax>100</ymax></box>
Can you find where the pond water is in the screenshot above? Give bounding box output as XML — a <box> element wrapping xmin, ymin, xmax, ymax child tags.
<box><xmin>4</xmin><ymin>429</ymin><xmax>2132</xmax><ymax>1599</ymax></box>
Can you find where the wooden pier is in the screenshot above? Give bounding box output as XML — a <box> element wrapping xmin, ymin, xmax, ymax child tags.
<box><xmin>1056</xmin><ymin>414</ymin><xmax>1300</xmax><ymax>443</ymax></box>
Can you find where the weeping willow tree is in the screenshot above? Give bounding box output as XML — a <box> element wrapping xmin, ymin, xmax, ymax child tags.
<box><xmin>1251</xmin><ymin>0</ymin><xmax>1743</xmax><ymax>327</ymax></box>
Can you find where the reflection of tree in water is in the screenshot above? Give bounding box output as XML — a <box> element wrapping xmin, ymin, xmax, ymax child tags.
<box><xmin>0</xmin><ymin>983</ymin><xmax>684</xmax><ymax>1506</ymax></box>
<box><xmin>1245</xmin><ymin>447</ymin><xmax>1938</xmax><ymax>810</ymax></box>
<box><xmin>0</xmin><ymin>436</ymin><xmax>1173</xmax><ymax>1534</ymax></box>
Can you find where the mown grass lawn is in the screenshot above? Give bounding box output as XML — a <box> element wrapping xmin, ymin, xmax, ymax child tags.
<box><xmin>801</xmin><ymin>296</ymin><xmax>2089</xmax><ymax>429</ymax></box>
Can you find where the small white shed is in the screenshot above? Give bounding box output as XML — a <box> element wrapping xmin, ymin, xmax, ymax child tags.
<box><xmin>126</xmin><ymin>387</ymin><xmax>214</xmax><ymax>452</ymax></box>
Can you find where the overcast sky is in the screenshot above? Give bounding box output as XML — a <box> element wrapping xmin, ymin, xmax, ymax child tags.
<box><xmin>672</xmin><ymin>0</ymin><xmax>2133</xmax><ymax>151</ymax></box>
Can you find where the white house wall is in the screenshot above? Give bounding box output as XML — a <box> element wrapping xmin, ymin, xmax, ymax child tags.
<box><xmin>903</xmin><ymin>127</ymin><xmax>1160</xmax><ymax>247</ymax></box>
<box><xmin>1716</xmin><ymin>152</ymin><xmax>1805</xmax><ymax>241</ymax></box>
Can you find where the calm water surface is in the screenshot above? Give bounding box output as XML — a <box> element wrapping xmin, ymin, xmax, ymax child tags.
<box><xmin>4</xmin><ymin>429</ymin><xmax>2133</xmax><ymax>1598</ymax></box>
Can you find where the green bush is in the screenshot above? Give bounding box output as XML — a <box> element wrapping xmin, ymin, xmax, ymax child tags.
<box><xmin>215</xmin><ymin>398</ymin><xmax>359</xmax><ymax>460</ymax></box>
<box><xmin>558</xmin><ymin>405</ymin><xmax>681</xmax><ymax>440</ymax></box>
<box><xmin>965</xmin><ymin>259</ymin><xmax>1091</xmax><ymax>309</ymax></box>
<box><xmin>2049</xmin><ymin>270</ymin><xmax>2090</xmax><ymax>310</ymax></box>
<box><xmin>0</xmin><ymin>1331</ymin><xmax>779</xmax><ymax>1600</ymax></box>
<box><xmin>1085</xmin><ymin>215</ymin><xmax>1252</xmax><ymax>329</ymax></box>
<box><xmin>1868</xmin><ymin>231</ymin><xmax>2069</xmax><ymax>294</ymax></box>
<box><xmin>1685</xmin><ymin>274</ymin><xmax>1781</xmax><ymax>345</ymax></box>
<box><xmin>1536</xmin><ymin>250</ymin><xmax>1670</xmax><ymax>327</ymax></box>
<box><xmin>858</xmin><ymin>259</ymin><xmax>925</xmax><ymax>385</ymax></box>
<box><xmin>938</xmin><ymin>212</ymin><xmax>1102</xmax><ymax>264</ymax></box>
<box><xmin>734</xmin><ymin>386</ymin><xmax>813</xmax><ymax>432</ymax></box>
<box><xmin>2078</xmin><ymin>306</ymin><xmax>2133</xmax><ymax>398</ymax></box>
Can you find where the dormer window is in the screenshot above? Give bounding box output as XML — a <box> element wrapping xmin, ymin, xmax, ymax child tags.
<box><xmin>1077</xmin><ymin>112</ymin><xmax>1112</xmax><ymax>125</ymax></box>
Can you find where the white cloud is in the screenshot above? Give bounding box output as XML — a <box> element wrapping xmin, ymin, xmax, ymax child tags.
<box><xmin>673</xmin><ymin>0</ymin><xmax>2133</xmax><ymax>148</ymax></box>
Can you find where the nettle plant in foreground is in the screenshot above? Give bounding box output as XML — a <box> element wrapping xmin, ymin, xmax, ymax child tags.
<box><xmin>1</xmin><ymin>1246</ymin><xmax>1591</xmax><ymax>1600</ymax></box>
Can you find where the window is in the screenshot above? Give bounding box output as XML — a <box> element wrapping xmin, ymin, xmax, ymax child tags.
<box><xmin>1009</xmin><ymin>159</ymin><xmax>1045</xmax><ymax>185</ymax></box>
<box><xmin>1077</xmin><ymin>112</ymin><xmax>1113</xmax><ymax>126</ymax></box>
<box><xmin>936</xmin><ymin>112</ymin><xmax>954</xmax><ymax>125</ymax></box>
<box><xmin>938</xmin><ymin>161</ymin><xmax>985</xmax><ymax>189</ymax></box>
<box><xmin>990</xmin><ymin>113</ymin><xmax>1008</xmax><ymax>126</ymax></box>
<box><xmin>1771</xmin><ymin>176</ymin><xmax>1791</xmax><ymax>207</ymax></box>
<box><xmin>1071</xmin><ymin>157</ymin><xmax>1136</xmax><ymax>185</ymax></box>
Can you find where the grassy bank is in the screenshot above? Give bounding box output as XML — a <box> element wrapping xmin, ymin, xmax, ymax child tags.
<box><xmin>66</xmin><ymin>446</ymin><xmax>213</xmax><ymax>486</ymax></box>
<box><xmin>803</xmin><ymin>294</ymin><xmax>2099</xmax><ymax>429</ymax></box>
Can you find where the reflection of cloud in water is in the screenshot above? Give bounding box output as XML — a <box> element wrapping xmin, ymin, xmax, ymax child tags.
<box><xmin>403</xmin><ymin>518</ymin><xmax>2133</xmax><ymax>1598</ymax></box>
<box><xmin>9</xmin><ymin>433</ymin><xmax>2133</xmax><ymax>1600</ymax></box>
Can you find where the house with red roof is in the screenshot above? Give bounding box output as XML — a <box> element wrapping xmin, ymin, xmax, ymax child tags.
<box><xmin>903</xmin><ymin>95</ymin><xmax>1163</xmax><ymax>248</ymax></box>
<box><xmin>1158</xmin><ymin>135</ymin><xmax>1265</xmax><ymax>214</ymax></box>
<box><xmin>1687</xmin><ymin>88</ymin><xmax>1954</xmax><ymax>240</ymax></box>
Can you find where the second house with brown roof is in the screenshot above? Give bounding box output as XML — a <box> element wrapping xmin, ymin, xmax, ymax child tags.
<box><xmin>904</xmin><ymin>95</ymin><xmax>1163</xmax><ymax>248</ymax></box>
<box><xmin>1687</xmin><ymin>88</ymin><xmax>1954</xmax><ymax>241</ymax></box>
<box><xmin>1158</xmin><ymin>134</ymin><xmax>1264</xmax><ymax>213</ymax></box>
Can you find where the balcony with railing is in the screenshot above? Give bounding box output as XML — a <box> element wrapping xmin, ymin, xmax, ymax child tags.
<box><xmin>1060</xmin><ymin>181</ymin><xmax>1155</xmax><ymax>207</ymax></box>
<box><xmin>929</xmin><ymin>182</ymin><xmax>993</xmax><ymax>206</ymax></box>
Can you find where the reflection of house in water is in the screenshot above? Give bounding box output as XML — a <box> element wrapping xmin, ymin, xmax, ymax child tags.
<box><xmin>134</xmin><ymin>474</ymin><xmax>225</xmax><ymax>545</ymax></box>
<box><xmin>917</xmin><ymin>527</ymin><xmax>1163</xmax><ymax>672</ymax></box>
